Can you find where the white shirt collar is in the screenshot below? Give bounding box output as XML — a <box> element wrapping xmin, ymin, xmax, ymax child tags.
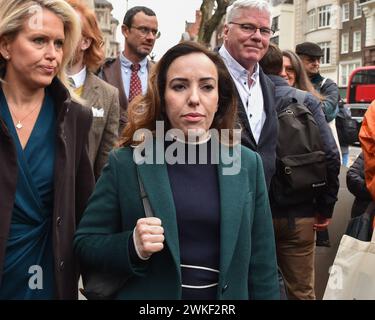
<box><xmin>68</xmin><ymin>66</ymin><xmax>87</xmax><ymax>88</ymax></box>
<box><xmin>120</xmin><ymin>53</ymin><xmax>148</xmax><ymax>73</ymax></box>
<box><xmin>219</xmin><ymin>45</ymin><xmax>259</xmax><ymax>83</ymax></box>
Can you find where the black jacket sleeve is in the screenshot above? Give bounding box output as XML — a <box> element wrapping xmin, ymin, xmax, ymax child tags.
<box><xmin>347</xmin><ymin>153</ymin><xmax>373</xmax><ymax>200</ymax></box>
<box><xmin>320</xmin><ymin>78</ymin><xmax>339</xmax><ymax>123</ymax></box>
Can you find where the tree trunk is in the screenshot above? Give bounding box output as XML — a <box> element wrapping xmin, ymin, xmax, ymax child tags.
<box><xmin>197</xmin><ymin>0</ymin><xmax>234</xmax><ymax>47</ymax></box>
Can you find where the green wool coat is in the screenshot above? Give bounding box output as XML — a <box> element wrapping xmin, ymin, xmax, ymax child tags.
<box><xmin>74</xmin><ymin>144</ymin><xmax>280</xmax><ymax>300</ymax></box>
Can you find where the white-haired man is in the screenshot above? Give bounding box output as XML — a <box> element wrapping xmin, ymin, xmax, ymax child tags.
<box><xmin>219</xmin><ymin>0</ymin><xmax>277</xmax><ymax>190</ymax></box>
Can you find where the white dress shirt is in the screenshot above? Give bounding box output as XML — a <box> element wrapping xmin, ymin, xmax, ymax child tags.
<box><xmin>219</xmin><ymin>46</ymin><xmax>266</xmax><ymax>144</ymax></box>
<box><xmin>68</xmin><ymin>66</ymin><xmax>87</xmax><ymax>88</ymax></box>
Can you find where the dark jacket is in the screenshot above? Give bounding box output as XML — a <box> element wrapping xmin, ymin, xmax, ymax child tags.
<box><xmin>74</xmin><ymin>145</ymin><xmax>280</xmax><ymax>300</ymax></box>
<box><xmin>347</xmin><ymin>152</ymin><xmax>372</xmax><ymax>218</ymax></box>
<box><xmin>236</xmin><ymin>68</ymin><xmax>278</xmax><ymax>189</ymax></box>
<box><xmin>267</xmin><ymin>75</ymin><xmax>340</xmax><ymax>219</ymax></box>
<box><xmin>99</xmin><ymin>57</ymin><xmax>154</xmax><ymax>133</ymax></box>
<box><xmin>0</xmin><ymin>78</ymin><xmax>95</xmax><ymax>299</ymax></box>
<box><xmin>99</xmin><ymin>57</ymin><xmax>128</xmax><ymax>131</ymax></box>
<box><xmin>310</xmin><ymin>73</ymin><xmax>339</xmax><ymax>123</ymax></box>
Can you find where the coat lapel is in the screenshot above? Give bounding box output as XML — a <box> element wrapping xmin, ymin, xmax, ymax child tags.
<box><xmin>217</xmin><ymin>151</ymin><xmax>248</xmax><ymax>281</ymax></box>
<box><xmin>137</xmin><ymin>142</ymin><xmax>248</xmax><ymax>286</ymax></box>
<box><xmin>137</xmin><ymin>162</ymin><xmax>181</xmax><ymax>275</ymax></box>
<box><xmin>82</xmin><ymin>72</ymin><xmax>100</xmax><ymax>107</ymax></box>
<box><xmin>258</xmin><ymin>69</ymin><xmax>276</xmax><ymax>146</ymax></box>
<box><xmin>235</xmin><ymin>91</ymin><xmax>257</xmax><ymax>150</ymax></box>
<box><xmin>113</xmin><ymin>57</ymin><xmax>127</xmax><ymax>109</ymax></box>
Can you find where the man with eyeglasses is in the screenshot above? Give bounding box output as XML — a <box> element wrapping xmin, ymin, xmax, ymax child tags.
<box><xmin>100</xmin><ymin>6</ymin><xmax>159</xmax><ymax>133</ymax></box>
<box><xmin>296</xmin><ymin>42</ymin><xmax>340</xmax><ymax>126</ymax></box>
<box><xmin>296</xmin><ymin>41</ymin><xmax>341</xmax><ymax>248</ymax></box>
<box><xmin>218</xmin><ymin>0</ymin><xmax>277</xmax><ymax>190</ymax></box>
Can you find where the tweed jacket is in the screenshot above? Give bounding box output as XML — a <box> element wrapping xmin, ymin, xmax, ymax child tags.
<box><xmin>0</xmin><ymin>78</ymin><xmax>95</xmax><ymax>299</ymax></box>
<box><xmin>74</xmin><ymin>144</ymin><xmax>280</xmax><ymax>300</ymax></box>
<box><xmin>82</xmin><ymin>72</ymin><xmax>120</xmax><ymax>179</ymax></box>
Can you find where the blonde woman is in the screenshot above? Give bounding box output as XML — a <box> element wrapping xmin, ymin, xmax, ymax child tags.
<box><xmin>0</xmin><ymin>0</ymin><xmax>94</xmax><ymax>299</ymax></box>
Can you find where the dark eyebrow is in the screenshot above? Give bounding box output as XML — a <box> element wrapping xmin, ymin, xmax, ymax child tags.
<box><xmin>170</xmin><ymin>77</ymin><xmax>216</xmax><ymax>82</ymax></box>
<box><xmin>170</xmin><ymin>77</ymin><xmax>188</xmax><ymax>82</ymax></box>
<box><xmin>199</xmin><ymin>77</ymin><xmax>216</xmax><ymax>82</ymax></box>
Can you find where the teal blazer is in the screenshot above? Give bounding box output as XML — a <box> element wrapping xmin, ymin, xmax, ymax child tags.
<box><xmin>74</xmin><ymin>144</ymin><xmax>280</xmax><ymax>300</ymax></box>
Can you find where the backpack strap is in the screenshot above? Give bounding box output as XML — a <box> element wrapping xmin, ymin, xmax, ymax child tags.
<box><xmin>137</xmin><ymin>167</ymin><xmax>154</xmax><ymax>218</ymax></box>
<box><xmin>320</xmin><ymin>77</ymin><xmax>328</xmax><ymax>88</ymax></box>
<box><xmin>278</xmin><ymin>89</ymin><xmax>306</xmax><ymax>112</ymax></box>
<box><xmin>292</xmin><ymin>89</ymin><xmax>307</xmax><ymax>105</ymax></box>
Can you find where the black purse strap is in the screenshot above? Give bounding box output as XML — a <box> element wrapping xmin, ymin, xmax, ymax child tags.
<box><xmin>137</xmin><ymin>167</ymin><xmax>154</xmax><ymax>218</ymax></box>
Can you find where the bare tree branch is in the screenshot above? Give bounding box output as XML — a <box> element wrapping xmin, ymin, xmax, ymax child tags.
<box><xmin>197</xmin><ymin>0</ymin><xmax>234</xmax><ymax>47</ymax></box>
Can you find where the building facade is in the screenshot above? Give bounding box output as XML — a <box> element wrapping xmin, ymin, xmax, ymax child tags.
<box><xmin>338</xmin><ymin>0</ymin><xmax>365</xmax><ymax>97</ymax></box>
<box><xmin>270</xmin><ymin>0</ymin><xmax>295</xmax><ymax>50</ymax></box>
<box><xmin>82</xmin><ymin>0</ymin><xmax>120</xmax><ymax>58</ymax></box>
<box><xmin>360</xmin><ymin>0</ymin><xmax>375</xmax><ymax>66</ymax></box>
<box><xmin>94</xmin><ymin>0</ymin><xmax>120</xmax><ymax>58</ymax></box>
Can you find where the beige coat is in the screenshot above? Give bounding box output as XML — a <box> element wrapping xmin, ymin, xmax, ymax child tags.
<box><xmin>82</xmin><ymin>72</ymin><xmax>120</xmax><ymax>179</ymax></box>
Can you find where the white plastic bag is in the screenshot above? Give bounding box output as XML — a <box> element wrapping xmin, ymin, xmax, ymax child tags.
<box><xmin>323</xmin><ymin>231</ymin><xmax>375</xmax><ymax>300</ymax></box>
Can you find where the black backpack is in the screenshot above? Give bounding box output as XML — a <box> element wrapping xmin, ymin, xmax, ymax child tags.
<box><xmin>335</xmin><ymin>102</ymin><xmax>359</xmax><ymax>146</ymax></box>
<box><xmin>271</xmin><ymin>90</ymin><xmax>327</xmax><ymax>206</ymax></box>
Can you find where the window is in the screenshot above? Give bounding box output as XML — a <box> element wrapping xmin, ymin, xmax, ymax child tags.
<box><xmin>353</xmin><ymin>31</ymin><xmax>361</xmax><ymax>52</ymax></box>
<box><xmin>340</xmin><ymin>62</ymin><xmax>361</xmax><ymax>86</ymax></box>
<box><xmin>318</xmin><ymin>5</ymin><xmax>331</xmax><ymax>28</ymax></box>
<box><xmin>307</xmin><ymin>9</ymin><xmax>316</xmax><ymax>31</ymax></box>
<box><xmin>318</xmin><ymin>42</ymin><xmax>331</xmax><ymax>65</ymax></box>
<box><xmin>342</xmin><ymin>3</ymin><xmax>349</xmax><ymax>22</ymax></box>
<box><xmin>272</xmin><ymin>16</ymin><xmax>279</xmax><ymax>32</ymax></box>
<box><xmin>341</xmin><ymin>33</ymin><xmax>349</xmax><ymax>53</ymax></box>
<box><xmin>354</xmin><ymin>0</ymin><xmax>362</xmax><ymax>19</ymax></box>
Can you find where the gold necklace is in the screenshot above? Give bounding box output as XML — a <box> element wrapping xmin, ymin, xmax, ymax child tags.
<box><xmin>8</xmin><ymin>104</ymin><xmax>41</xmax><ymax>130</ymax></box>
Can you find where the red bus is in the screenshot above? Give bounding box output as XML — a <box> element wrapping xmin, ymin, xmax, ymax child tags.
<box><xmin>346</xmin><ymin>66</ymin><xmax>375</xmax><ymax>121</ymax></box>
